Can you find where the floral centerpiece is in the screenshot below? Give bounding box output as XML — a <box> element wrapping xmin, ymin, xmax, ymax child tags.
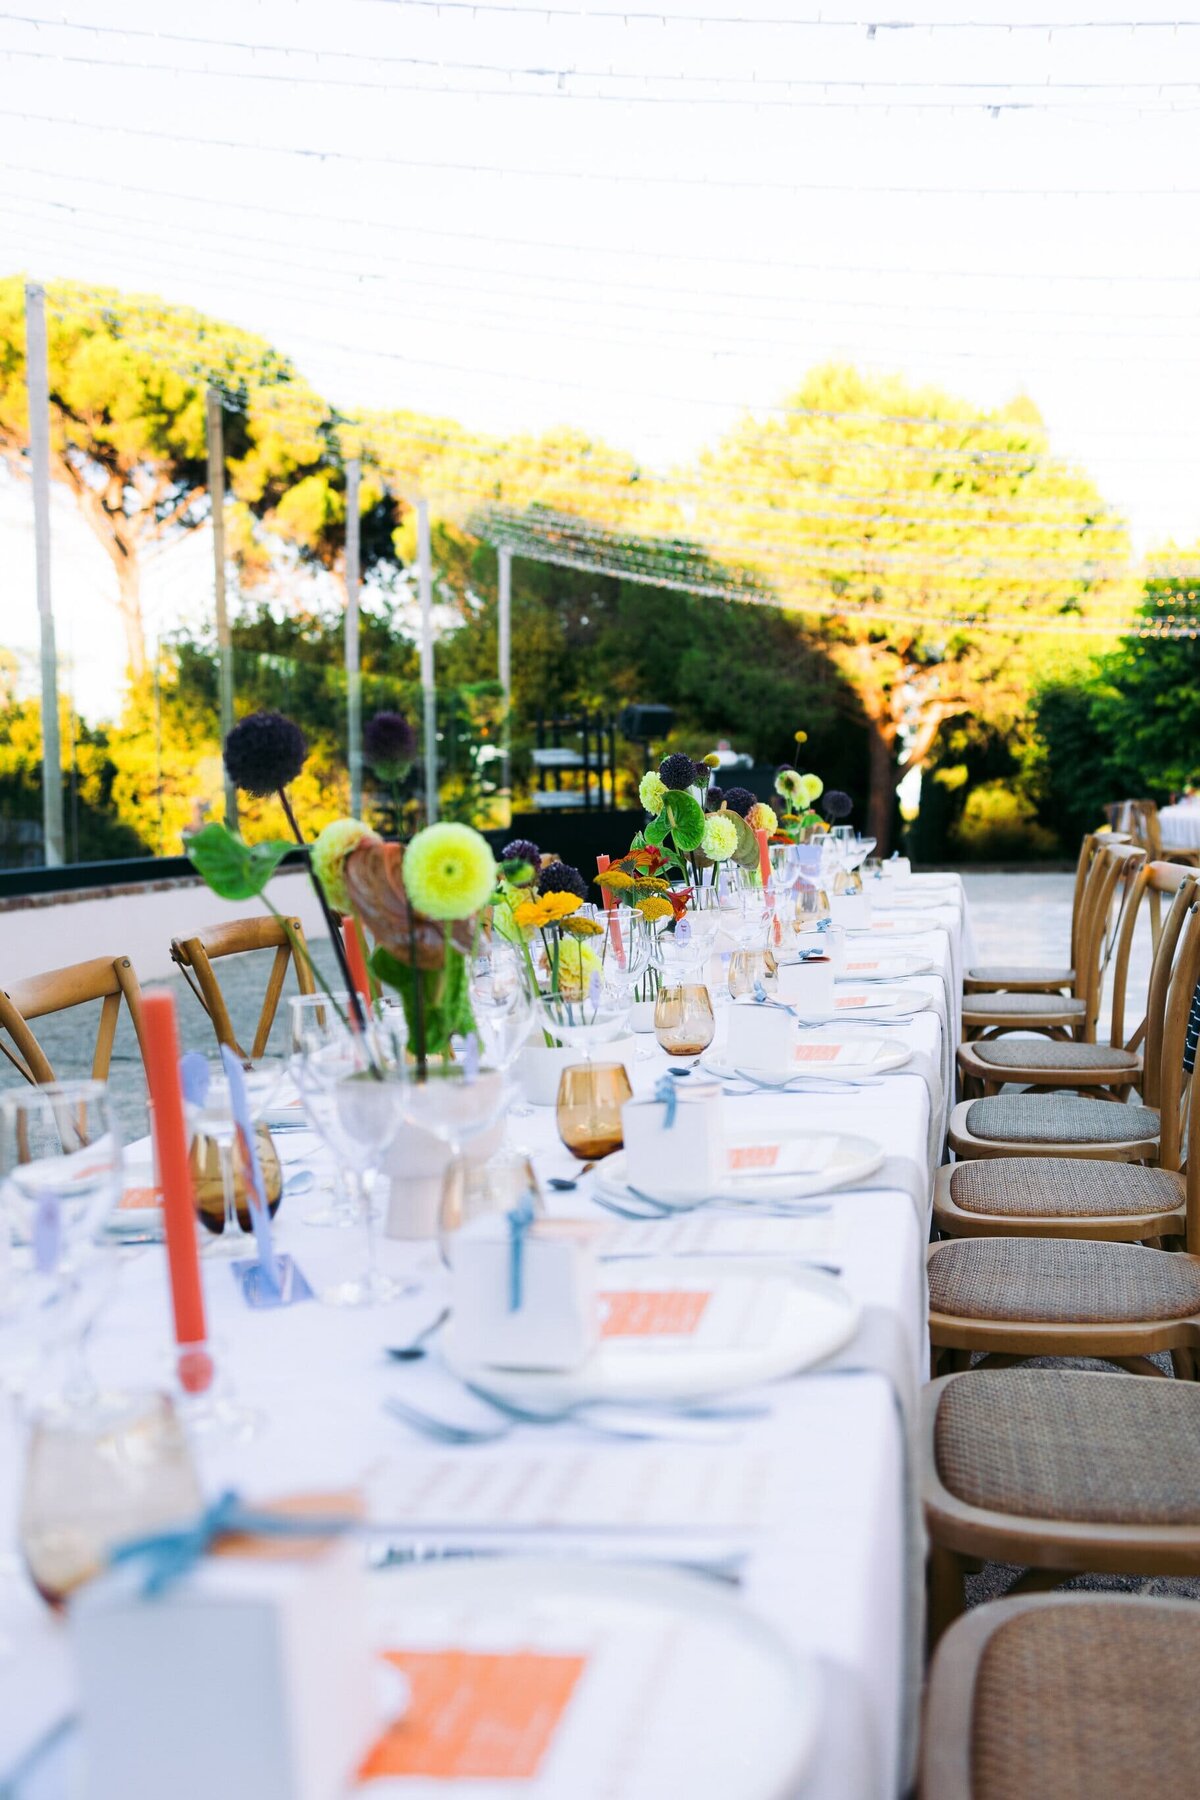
<box><xmin>185</xmin><ymin>710</ymin><xmax>499</xmax><ymax>1077</ymax></box>
<box><xmin>768</xmin><ymin>730</ymin><xmax>853</xmax><ymax>843</ymax></box>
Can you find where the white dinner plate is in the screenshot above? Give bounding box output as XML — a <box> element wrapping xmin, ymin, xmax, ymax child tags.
<box><xmin>597</xmin><ymin>1130</ymin><xmax>885</xmax><ymax>1206</ymax></box>
<box><xmin>367</xmin><ymin>1557</ymin><xmax>822</xmax><ymax>1800</ymax></box>
<box><xmin>443</xmin><ymin>1255</ymin><xmax>861</xmax><ymax>1406</ymax></box>
<box><xmin>807</xmin><ymin>984</ymin><xmax>931</xmax><ymax>1022</ymax></box>
<box><xmin>100</xmin><ymin>1163</ymin><xmax>164</xmax><ymax>1241</ymax></box>
<box><xmin>845</xmin><ymin>913</ymin><xmax>944</xmax><ymax>936</ymax></box>
<box><xmin>703</xmin><ymin>1036</ymin><xmax>912</xmax><ymax>1083</ymax></box>
<box><xmin>884</xmin><ymin>880</ymin><xmax>959</xmax><ymax>903</ymax></box>
<box><xmin>835</xmin><ymin>952</ymin><xmax>933</xmax><ymax>982</ymax></box>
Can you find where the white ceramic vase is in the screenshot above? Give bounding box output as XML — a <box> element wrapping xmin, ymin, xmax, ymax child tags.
<box><xmin>514</xmin><ymin>1030</ymin><xmax>639</xmax><ymax>1107</ymax></box>
<box><xmin>382</xmin><ymin>1114</ymin><xmax>506</xmax><ymax>1241</ymax></box>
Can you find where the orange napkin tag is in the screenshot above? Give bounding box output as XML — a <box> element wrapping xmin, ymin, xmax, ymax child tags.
<box><xmin>361</xmin><ymin>1649</ymin><xmax>585</xmax><ymax>1780</ymax></box>
<box><xmin>793</xmin><ymin>1044</ymin><xmax>841</xmax><ymax>1063</ymax></box>
<box><xmin>119</xmin><ymin>1184</ymin><xmax>162</xmax><ymax>1210</ymax></box>
<box><xmin>846</xmin><ymin>961</ymin><xmax>879</xmax><ymax>972</ymax></box>
<box><xmin>728</xmin><ymin>1143</ymin><xmax>781</xmax><ymax>1170</ymax></box>
<box><xmin>835</xmin><ymin>995</ymin><xmax>869</xmax><ymax>1008</ymax></box>
<box><xmin>599</xmin><ymin>1290</ymin><xmax>712</xmax><ymax>1337</ymax></box>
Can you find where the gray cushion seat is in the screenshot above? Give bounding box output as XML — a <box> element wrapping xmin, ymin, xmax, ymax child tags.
<box><xmin>963</xmin><ymin>992</ymin><xmax>1086</xmax><ymax>1017</ymax></box>
<box><xmin>949</xmin><ymin>1157</ymin><xmax>1184</xmax><ymax>1219</ymax></box>
<box><xmin>928</xmin><ymin>1237</ymin><xmax>1200</xmax><ymax>1323</ymax></box>
<box><xmin>969</xmin><ymin>1603</ymin><xmax>1200</xmax><ymax>1800</ymax></box>
<box><xmin>970</xmin><ymin>1040</ymin><xmax>1139</xmax><ymax>1071</ymax></box>
<box><xmin>966</xmin><ymin>964</ymin><xmax>1074</xmax><ymax>986</ymax></box>
<box><xmin>934</xmin><ymin>1369</ymin><xmax>1200</xmax><ymax>1523</ymax></box>
<box><xmin>963</xmin><ymin>1095</ymin><xmax>1158</xmax><ymax>1145</ymax></box>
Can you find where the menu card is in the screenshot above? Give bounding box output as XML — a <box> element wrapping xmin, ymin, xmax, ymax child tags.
<box><xmin>362</xmin><ymin>1649</ymin><xmax>586</xmax><ymax>1780</ymax></box>
<box><xmin>596</xmin><ymin>1214</ymin><xmax>832</xmax><ymax>1258</ymax></box>
<box><xmin>727</xmin><ymin>1136</ymin><xmax>835</xmax><ymax>1177</ymax></box>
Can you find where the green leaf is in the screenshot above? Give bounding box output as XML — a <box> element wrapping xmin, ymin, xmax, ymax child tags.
<box><xmin>662</xmin><ymin>790</ymin><xmax>705</xmax><ymax>853</ymax></box>
<box><xmin>730</xmin><ymin>814</ymin><xmax>763</xmax><ymax>872</ymax></box>
<box><xmin>643</xmin><ymin>810</ymin><xmax>672</xmax><ymax>848</ymax></box>
<box><xmin>185</xmin><ymin>823</ymin><xmax>293</xmax><ymax>901</ymax></box>
<box><xmin>370</xmin><ymin>945</ymin><xmax>475</xmax><ymax>1060</ymax></box>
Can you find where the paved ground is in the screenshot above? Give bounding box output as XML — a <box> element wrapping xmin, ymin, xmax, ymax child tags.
<box><xmin>4</xmin><ymin>872</ymin><xmax>1193</xmax><ymax>1613</ymax></box>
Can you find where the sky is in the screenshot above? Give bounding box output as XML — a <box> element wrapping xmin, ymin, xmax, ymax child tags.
<box><xmin>4</xmin><ymin>0</ymin><xmax>1200</xmax><ymax>718</ymax></box>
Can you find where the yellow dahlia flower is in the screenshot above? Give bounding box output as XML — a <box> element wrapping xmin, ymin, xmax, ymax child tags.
<box><xmin>403</xmin><ymin>822</ymin><xmax>496</xmax><ymax>922</ymax></box>
<box><xmin>701</xmin><ymin>813</ymin><xmax>738</xmax><ymax>861</ymax></box>
<box><xmin>797</xmin><ymin>774</ymin><xmax>824</xmax><ymax>807</ymax></box>
<box><xmin>745</xmin><ymin>802</ymin><xmax>778</xmax><ymax>836</ymax></box>
<box><xmin>639</xmin><ymin>770</ymin><xmax>667</xmax><ymax>815</ymax></box>
<box><xmin>311</xmin><ymin>817</ymin><xmax>376</xmax><ymax>914</ymax></box>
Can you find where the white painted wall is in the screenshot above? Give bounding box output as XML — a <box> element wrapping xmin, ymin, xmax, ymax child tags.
<box><xmin>0</xmin><ymin>870</ymin><xmax>331</xmax><ymax>986</ymax></box>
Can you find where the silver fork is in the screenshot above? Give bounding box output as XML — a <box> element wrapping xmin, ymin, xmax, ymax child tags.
<box><xmin>383</xmin><ymin>1395</ymin><xmax>747</xmax><ymax>1445</ymax></box>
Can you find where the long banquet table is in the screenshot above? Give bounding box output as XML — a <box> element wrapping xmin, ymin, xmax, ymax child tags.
<box><xmin>0</xmin><ymin>873</ymin><xmax>971</xmax><ymax>1800</ymax></box>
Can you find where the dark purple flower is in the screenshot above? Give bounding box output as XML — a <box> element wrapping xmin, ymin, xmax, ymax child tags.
<box><xmin>690</xmin><ymin>761</ymin><xmax>712</xmax><ymax>788</ymax></box>
<box><xmin>659</xmin><ymin>752</ymin><xmax>698</xmax><ymax>791</ymax></box>
<box><xmin>824</xmin><ymin>790</ymin><xmax>853</xmax><ymax>821</ymax></box>
<box><xmin>704</xmin><ymin>786</ymin><xmax>725</xmax><ymax>813</ymax></box>
<box><xmin>722</xmin><ymin>786</ymin><xmax>756</xmax><ymax>818</ymax></box>
<box><xmin>501</xmin><ymin>839</ymin><xmax>541</xmax><ymax>884</ymax></box>
<box><xmin>363</xmin><ymin>710</ymin><xmax>417</xmax><ymax>781</ymax></box>
<box><xmin>537</xmin><ymin>860</ymin><xmax>588</xmax><ymax>900</ymax></box>
<box><xmin>223</xmin><ymin>711</ymin><xmax>308</xmax><ymax>797</ymax></box>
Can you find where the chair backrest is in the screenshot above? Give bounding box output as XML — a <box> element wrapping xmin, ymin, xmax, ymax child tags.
<box><xmin>1128</xmin><ymin>799</ymin><xmax>1164</xmax><ymax>860</ymax></box>
<box><xmin>1069</xmin><ymin>842</ymin><xmax>1146</xmax><ymax>1043</ymax></box>
<box><xmin>1162</xmin><ymin>904</ymin><xmax>1200</xmax><ymax>1241</ymax></box>
<box><xmin>170</xmin><ymin>915</ymin><xmax>315</xmax><ymax>1061</ymax></box>
<box><xmin>0</xmin><ymin>954</ymin><xmax>149</xmax><ymax>1086</ymax></box>
<box><xmin>1108</xmin><ymin>863</ymin><xmax>1199</xmax><ymax>1114</ymax></box>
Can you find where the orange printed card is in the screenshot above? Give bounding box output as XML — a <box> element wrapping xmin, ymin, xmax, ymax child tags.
<box><xmin>793</xmin><ymin>1044</ymin><xmax>841</xmax><ymax>1063</ymax></box>
<box><xmin>728</xmin><ymin>1143</ymin><xmax>781</xmax><ymax>1170</ymax></box>
<box><xmin>845</xmin><ymin>961</ymin><xmax>879</xmax><ymax>972</ymax></box>
<box><xmin>361</xmin><ymin>1649</ymin><xmax>585</xmax><ymax>1781</ymax></box>
<box><xmin>835</xmin><ymin>995</ymin><xmax>869</xmax><ymax>1008</ymax></box>
<box><xmin>599</xmin><ymin>1289</ymin><xmax>712</xmax><ymax>1337</ymax></box>
<box><xmin>118</xmin><ymin>1184</ymin><xmax>162</xmax><ymax>1210</ymax></box>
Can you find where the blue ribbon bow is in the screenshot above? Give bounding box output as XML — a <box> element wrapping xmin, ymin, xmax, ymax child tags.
<box><xmin>507</xmin><ymin>1191</ymin><xmax>536</xmax><ymax>1310</ymax></box>
<box><xmin>654</xmin><ymin>1072</ymin><xmax>679</xmax><ymax>1127</ymax></box>
<box><xmin>108</xmin><ymin>1490</ymin><xmax>356</xmax><ymax>1598</ymax></box>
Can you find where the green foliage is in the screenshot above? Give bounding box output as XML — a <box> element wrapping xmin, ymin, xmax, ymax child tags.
<box><xmin>948</xmin><ymin>784</ymin><xmax>1058</xmax><ymax>863</ymax></box>
<box><xmin>370</xmin><ymin>944</ymin><xmax>475</xmax><ymax>1060</ymax></box>
<box><xmin>185</xmin><ymin>823</ymin><xmax>294</xmax><ymax>900</ymax></box>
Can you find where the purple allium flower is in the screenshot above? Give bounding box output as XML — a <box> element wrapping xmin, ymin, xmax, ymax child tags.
<box><xmin>223</xmin><ymin>711</ymin><xmax>308</xmax><ymax>797</ymax></box>
<box><xmin>704</xmin><ymin>786</ymin><xmax>725</xmax><ymax>813</ymax></box>
<box><xmin>363</xmin><ymin>710</ymin><xmax>417</xmax><ymax>781</ymax></box>
<box><xmin>722</xmin><ymin>786</ymin><xmax>756</xmax><ymax>818</ymax></box>
<box><xmin>501</xmin><ymin>838</ymin><xmax>541</xmax><ymax>869</ymax></box>
<box><xmin>824</xmin><ymin>790</ymin><xmax>853</xmax><ymax>821</ymax></box>
<box><xmin>659</xmin><ymin>752</ymin><xmax>698</xmax><ymax>791</ymax></box>
<box><xmin>691</xmin><ymin>761</ymin><xmax>712</xmax><ymax>788</ymax></box>
<box><xmin>537</xmin><ymin>860</ymin><xmax>588</xmax><ymax>900</ymax></box>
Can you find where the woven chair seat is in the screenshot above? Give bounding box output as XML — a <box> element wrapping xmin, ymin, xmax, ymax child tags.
<box><xmin>928</xmin><ymin>1237</ymin><xmax>1200</xmax><ymax>1323</ymax></box>
<box><xmin>963</xmin><ymin>992</ymin><xmax>1086</xmax><ymax>1018</ymax></box>
<box><xmin>963</xmin><ymin>1095</ymin><xmax>1159</xmax><ymax>1145</ymax></box>
<box><xmin>971</xmin><ymin>1040</ymin><xmax>1139</xmax><ymax>1072</ymax></box>
<box><xmin>934</xmin><ymin>1369</ymin><xmax>1200</xmax><ymax>1523</ymax></box>
<box><xmin>970</xmin><ymin>1603</ymin><xmax>1200</xmax><ymax>1800</ymax></box>
<box><xmin>949</xmin><ymin>1157</ymin><xmax>1184</xmax><ymax>1219</ymax></box>
<box><xmin>966</xmin><ymin>964</ymin><xmax>1074</xmax><ymax>986</ymax></box>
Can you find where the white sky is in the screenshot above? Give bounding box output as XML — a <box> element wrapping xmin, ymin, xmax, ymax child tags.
<box><xmin>3</xmin><ymin>0</ymin><xmax>1200</xmax><ymax>718</ymax></box>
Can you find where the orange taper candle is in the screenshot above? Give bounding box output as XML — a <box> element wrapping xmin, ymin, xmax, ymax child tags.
<box><xmin>755</xmin><ymin>827</ymin><xmax>771</xmax><ymax>889</ymax></box>
<box><xmin>342</xmin><ymin>917</ymin><xmax>372</xmax><ymax>1006</ymax></box>
<box><xmin>595</xmin><ymin>854</ymin><xmax>625</xmax><ymax>960</ymax></box>
<box><xmin>141</xmin><ymin>988</ymin><xmax>210</xmax><ymax>1392</ymax></box>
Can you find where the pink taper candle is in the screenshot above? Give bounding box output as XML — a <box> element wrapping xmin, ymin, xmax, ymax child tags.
<box><xmin>141</xmin><ymin>989</ymin><xmax>211</xmax><ymax>1393</ymax></box>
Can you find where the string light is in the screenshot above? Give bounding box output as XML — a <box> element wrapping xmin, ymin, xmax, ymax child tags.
<box><xmin>345</xmin><ymin>2</ymin><xmax>1200</xmax><ymax>31</ymax></box>
<box><xmin>12</xmin><ymin>106</ymin><xmax>1200</xmax><ymax>197</ymax></box>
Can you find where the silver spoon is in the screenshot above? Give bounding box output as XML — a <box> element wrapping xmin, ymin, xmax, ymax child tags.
<box><xmin>385</xmin><ymin>1307</ymin><xmax>451</xmax><ymax>1362</ymax></box>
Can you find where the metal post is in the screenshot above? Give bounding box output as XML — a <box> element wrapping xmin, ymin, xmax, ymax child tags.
<box><xmin>24</xmin><ymin>282</ymin><xmax>64</xmax><ymax>868</ymax></box>
<box><xmin>417</xmin><ymin>498</ymin><xmax>438</xmax><ymax>824</ymax></box>
<box><xmin>206</xmin><ymin>386</ymin><xmax>237</xmax><ymax>830</ymax></box>
<box><xmin>344</xmin><ymin>457</ymin><xmax>363</xmax><ymax>818</ymax></box>
<box><xmin>497</xmin><ymin>546</ymin><xmax>512</xmax><ymax>828</ymax></box>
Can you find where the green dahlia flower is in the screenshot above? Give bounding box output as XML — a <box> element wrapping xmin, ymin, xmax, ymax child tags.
<box><xmin>310</xmin><ymin>817</ymin><xmax>375</xmax><ymax>915</ymax></box>
<box><xmin>403</xmin><ymin>823</ymin><xmax>497</xmax><ymax>922</ymax></box>
<box><xmin>639</xmin><ymin>770</ymin><xmax>667</xmax><ymax>815</ymax></box>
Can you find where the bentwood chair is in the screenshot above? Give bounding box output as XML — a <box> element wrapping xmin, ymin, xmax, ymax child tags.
<box><xmin>169</xmin><ymin>916</ymin><xmax>315</xmax><ymax>1061</ymax></box>
<box><xmin>962</xmin><ymin>829</ymin><xmax>1120</xmax><ymax>998</ymax></box>
<box><xmin>955</xmin><ymin>860</ymin><xmax>1192</xmax><ymax>1106</ymax></box>
<box><xmin>920</xmin><ymin>1594</ymin><xmax>1200</xmax><ymax>1799</ymax></box>
<box><xmin>947</xmin><ymin>863</ymin><xmax>1193</xmax><ymax>1166</ymax></box>
<box><xmin>927</xmin><ymin>901</ymin><xmax>1200</xmax><ymax>1382</ymax></box>
<box><xmin>0</xmin><ymin>955</ymin><xmax>149</xmax><ymax>1086</ymax></box>
<box><xmin>1128</xmin><ymin>800</ymin><xmax>1200</xmax><ymax>949</ymax></box>
<box><xmin>958</xmin><ymin>842</ymin><xmax>1142</xmax><ymax>1046</ymax></box>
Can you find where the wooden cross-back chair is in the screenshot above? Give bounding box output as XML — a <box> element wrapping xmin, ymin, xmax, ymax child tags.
<box><xmin>955</xmin><ymin>860</ymin><xmax>1196</xmax><ymax>1108</ymax></box>
<box><xmin>0</xmin><ymin>954</ymin><xmax>149</xmax><ymax>1087</ymax></box>
<box><xmin>963</xmin><ymin>827</ymin><xmax>1127</xmax><ymax>998</ymax></box>
<box><xmin>169</xmin><ymin>916</ymin><xmax>315</xmax><ymax>1062</ymax></box>
<box><xmin>959</xmin><ymin>841</ymin><xmax>1144</xmax><ymax>1048</ymax></box>
<box><xmin>1128</xmin><ymin>803</ymin><xmax>1200</xmax><ymax>948</ymax></box>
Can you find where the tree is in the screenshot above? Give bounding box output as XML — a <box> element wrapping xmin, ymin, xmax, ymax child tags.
<box><xmin>0</xmin><ymin>278</ymin><xmax>402</xmax><ymax>675</ymax></box>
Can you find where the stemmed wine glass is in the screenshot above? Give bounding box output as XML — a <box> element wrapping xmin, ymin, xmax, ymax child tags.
<box><xmin>290</xmin><ymin>993</ymin><xmax>363</xmax><ymax>1228</ymax></box>
<box><xmin>0</xmin><ymin>1081</ymin><xmax>122</xmax><ymax>1413</ymax></box>
<box><xmin>292</xmin><ymin>1018</ymin><xmax>412</xmax><ymax>1308</ymax></box>
<box><xmin>468</xmin><ymin>945</ymin><xmax>534</xmax><ymax>1076</ymax></box>
<box><xmin>188</xmin><ymin>1060</ymin><xmax>285</xmax><ymax>1260</ymax></box>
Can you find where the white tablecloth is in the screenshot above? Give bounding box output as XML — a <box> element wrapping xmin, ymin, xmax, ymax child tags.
<box><xmin>0</xmin><ymin>885</ymin><xmax>970</xmax><ymax>1800</ymax></box>
<box><xmin>1158</xmin><ymin>801</ymin><xmax>1200</xmax><ymax>850</ymax></box>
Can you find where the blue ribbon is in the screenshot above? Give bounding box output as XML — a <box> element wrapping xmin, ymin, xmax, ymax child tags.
<box><xmin>654</xmin><ymin>1073</ymin><xmax>679</xmax><ymax>1127</ymax></box>
<box><xmin>816</xmin><ymin>918</ymin><xmax>831</xmax><ymax>934</ymax></box>
<box><xmin>108</xmin><ymin>1490</ymin><xmax>356</xmax><ymax>1598</ymax></box>
<box><xmin>507</xmin><ymin>1191</ymin><xmax>536</xmax><ymax>1311</ymax></box>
